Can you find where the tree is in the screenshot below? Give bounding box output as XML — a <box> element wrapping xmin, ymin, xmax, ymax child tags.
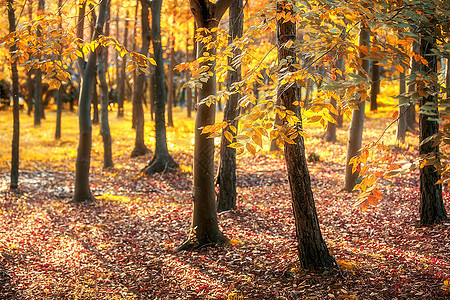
<box><xmin>216</xmin><ymin>0</ymin><xmax>243</xmax><ymax>212</ymax></box>
<box><xmin>117</xmin><ymin>10</ymin><xmax>129</xmax><ymax>118</ymax></box>
<box><xmin>277</xmin><ymin>0</ymin><xmax>334</xmax><ymax>270</ymax></box>
<box><xmin>418</xmin><ymin>24</ymin><xmax>448</xmax><ymax>226</ymax></box>
<box><xmin>71</xmin><ymin>0</ymin><xmax>108</xmax><ymax>203</ymax></box>
<box><xmin>55</xmin><ymin>0</ymin><xmax>63</xmax><ymax>140</ymax></box>
<box><xmin>99</xmin><ymin>0</ymin><xmax>113</xmax><ymax>169</ymax></box>
<box><xmin>370</xmin><ymin>60</ymin><xmax>380</xmax><ymax>111</ymax></box>
<box><xmin>141</xmin><ymin>0</ymin><xmax>178</xmax><ymax>174</ymax></box>
<box><xmin>344</xmin><ymin>20</ymin><xmax>370</xmax><ymax>192</ymax></box>
<box><xmin>89</xmin><ymin>3</ymin><xmax>100</xmax><ymax>125</ymax></box>
<box><xmin>130</xmin><ymin>0</ymin><xmax>151</xmax><ymax>158</ymax></box>
<box><xmin>34</xmin><ymin>0</ymin><xmax>45</xmax><ymax>126</ymax></box>
<box><xmin>177</xmin><ymin>0</ymin><xmax>233</xmax><ymax>250</ymax></box>
<box><xmin>167</xmin><ymin>33</ymin><xmax>175</xmax><ymax>127</ymax></box>
<box><xmin>8</xmin><ymin>0</ymin><xmax>20</xmax><ymax>190</ymax></box>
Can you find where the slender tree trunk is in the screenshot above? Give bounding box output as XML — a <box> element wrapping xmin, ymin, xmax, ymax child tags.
<box><xmin>131</xmin><ymin>1</ymin><xmax>140</xmax><ymax>129</ymax></box>
<box><xmin>167</xmin><ymin>33</ymin><xmax>175</xmax><ymax>127</ymax></box>
<box><xmin>26</xmin><ymin>1</ymin><xmax>33</xmax><ymax>116</ymax></box>
<box><xmin>99</xmin><ymin>0</ymin><xmax>113</xmax><ymax>168</ymax></box>
<box><xmin>89</xmin><ymin>4</ymin><xmax>99</xmax><ymax>124</ymax></box>
<box><xmin>418</xmin><ymin>30</ymin><xmax>447</xmax><ymax>226</ymax></box>
<box><xmin>71</xmin><ymin>0</ymin><xmax>108</xmax><ymax>203</ymax></box>
<box><xmin>141</xmin><ymin>0</ymin><xmax>178</xmax><ymax>174</ymax></box>
<box><xmin>149</xmin><ymin>65</ymin><xmax>155</xmax><ymax>121</ymax></box>
<box><xmin>8</xmin><ymin>0</ymin><xmax>20</xmax><ymax>190</ymax></box>
<box><xmin>277</xmin><ymin>1</ymin><xmax>334</xmax><ymax>270</ymax></box>
<box><xmin>186</xmin><ymin>24</ymin><xmax>192</xmax><ymax>118</ymax></box>
<box><xmin>397</xmin><ymin>70</ymin><xmax>407</xmax><ymax>141</ymax></box>
<box><xmin>370</xmin><ymin>60</ymin><xmax>380</xmax><ymax>111</ymax></box>
<box><xmin>177</xmin><ymin>0</ymin><xmax>233</xmax><ymax>251</ymax></box>
<box><xmin>216</xmin><ymin>0</ymin><xmax>243</xmax><ymax>212</ymax></box>
<box><xmin>55</xmin><ymin>0</ymin><xmax>63</xmax><ymax>140</ymax></box>
<box><xmin>117</xmin><ymin>10</ymin><xmax>129</xmax><ymax>118</ymax></box>
<box><xmin>447</xmin><ymin>58</ymin><xmax>450</xmax><ymax>102</ymax></box>
<box><xmin>344</xmin><ymin>21</ymin><xmax>370</xmax><ymax>191</ymax></box>
<box><xmin>406</xmin><ymin>41</ymin><xmax>420</xmax><ymax>132</ymax></box>
<box><xmin>130</xmin><ymin>0</ymin><xmax>150</xmax><ymax>157</ymax></box>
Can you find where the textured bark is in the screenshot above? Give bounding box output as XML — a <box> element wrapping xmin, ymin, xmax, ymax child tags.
<box><xmin>141</xmin><ymin>0</ymin><xmax>178</xmax><ymax>174</ymax></box>
<box><xmin>344</xmin><ymin>21</ymin><xmax>370</xmax><ymax>192</ymax></box>
<box><xmin>177</xmin><ymin>0</ymin><xmax>233</xmax><ymax>251</ymax></box>
<box><xmin>55</xmin><ymin>0</ymin><xmax>63</xmax><ymax>140</ymax></box>
<box><xmin>418</xmin><ymin>31</ymin><xmax>447</xmax><ymax>226</ymax></box>
<box><xmin>216</xmin><ymin>0</ymin><xmax>243</xmax><ymax>213</ymax></box>
<box><xmin>8</xmin><ymin>0</ymin><xmax>20</xmax><ymax>189</ymax></box>
<box><xmin>90</xmin><ymin>4</ymin><xmax>99</xmax><ymax>125</ymax></box>
<box><xmin>26</xmin><ymin>1</ymin><xmax>33</xmax><ymax>116</ymax></box>
<box><xmin>278</xmin><ymin>1</ymin><xmax>334</xmax><ymax>270</ymax></box>
<box><xmin>186</xmin><ymin>25</ymin><xmax>192</xmax><ymax>118</ymax></box>
<box><xmin>167</xmin><ymin>34</ymin><xmax>175</xmax><ymax>127</ymax></box>
<box><xmin>33</xmin><ymin>0</ymin><xmax>45</xmax><ymax>125</ymax></box>
<box><xmin>72</xmin><ymin>0</ymin><xmax>108</xmax><ymax>203</ymax></box>
<box><xmin>130</xmin><ymin>0</ymin><xmax>150</xmax><ymax>158</ymax></box>
<box><xmin>370</xmin><ymin>60</ymin><xmax>380</xmax><ymax>111</ymax></box>
<box><xmin>99</xmin><ymin>0</ymin><xmax>113</xmax><ymax>168</ymax></box>
<box><xmin>406</xmin><ymin>41</ymin><xmax>420</xmax><ymax>132</ymax></box>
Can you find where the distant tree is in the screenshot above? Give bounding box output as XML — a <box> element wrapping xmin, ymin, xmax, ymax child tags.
<box><xmin>277</xmin><ymin>0</ymin><xmax>334</xmax><ymax>270</ymax></box>
<box><xmin>130</xmin><ymin>0</ymin><xmax>151</xmax><ymax>158</ymax></box>
<box><xmin>8</xmin><ymin>0</ymin><xmax>20</xmax><ymax>189</ymax></box>
<box><xmin>34</xmin><ymin>0</ymin><xmax>45</xmax><ymax>126</ymax></box>
<box><xmin>89</xmin><ymin>3</ymin><xmax>100</xmax><ymax>125</ymax></box>
<box><xmin>26</xmin><ymin>0</ymin><xmax>33</xmax><ymax>116</ymax></box>
<box><xmin>185</xmin><ymin>24</ymin><xmax>193</xmax><ymax>118</ymax></box>
<box><xmin>344</xmin><ymin>20</ymin><xmax>370</xmax><ymax>192</ymax></box>
<box><xmin>71</xmin><ymin>0</ymin><xmax>108</xmax><ymax>203</ymax></box>
<box><xmin>177</xmin><ymin>0</ymin><xmax>233</xmax><ymax>251</ymax></box>
<box><xmin>418</xmin><ymin>25</ymin><xmax>448</xmax><ymax>226</ymax></box>
<box><xmin>54</xmin><ymin>0</ymin><xmax>63</xmax><ymax>140</ymax></box>
<box><xmin>167</xmin><ymin>33</ymin><xmax>175</xmax><ymax>127</ymax></box>
<box><xmin>370</xmin><ymin>60</ymin><xmax>380</xmax><ymax>111</ymax></box>
<box><xmin>117</xmin><ymin>10</ymin><xmax>129</xmax><ymax>118</ymax></box>
<box><xmin>216</xmin><ymin>0</ymin><xmax>243</xmax><ymax>212</ymax></box>
<box><xmin>141</xmin><ymin>0</ymin><xmax>178</xmax><ymax>174</ymax></box>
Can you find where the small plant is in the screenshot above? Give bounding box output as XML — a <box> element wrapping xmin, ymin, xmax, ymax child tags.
<box><xmin>308</xmin><ymin>152</ymin><xmax>320</xmax><ymax>162</ymax></box>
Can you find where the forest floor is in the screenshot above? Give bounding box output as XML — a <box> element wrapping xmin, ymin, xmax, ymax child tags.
<box><xmin>0</xmin><ymin>104</ymin><xmax>449</xmax><ymax>299</ymax></box>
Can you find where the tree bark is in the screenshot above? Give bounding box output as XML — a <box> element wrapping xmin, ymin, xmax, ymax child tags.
<box><xmin>344</xmin><ymin>21</ymin><xmax>370</xmax><ymax>191</ymax></box>
<box><xmin>26</xmin><ymin>1</ymin><xmax>33</xmax><ymax>116</ymax></box>
<box><xmin>397</xmin><ymin>70</ymin><xmax>407</xmax><ymax>141</ymax></box>
<box><xmin>370</xmin><ymin>60</ymin><xmax>380</xmax><ymax>111</ymax></box>
<box><xmin>141</xmin><ymin>0</ymin><xmax>178</xmax><ymax>174</ymax></box>
<box><xmin>71</xmin><ymin>0</ymin><xmax>108</xmax><ymax>203</ymax></box>
<box><xmin>406</xmin><ymin>41</ymin><xmax>420</xmax><ymax>132</ymax></box>
<box><xmin>177</xmin><ymin>0</ymin><xmax>233</xmax><ymax>251</ymax></box>
<box><xmin>117</xmin><ymin>10</ymin><xmax>129</xmax><ymax>118</ymax></box>
<box><xmin>8</xmin><ymin>0</ymin><xmax>20</xmax><ymax>190</ymax></box>
<box><xmin>216</xmin><ymin>0</ymin><xmax>243</xmax><ymax>213</ymax></box>
<box><xmin>167</xmin><ymin>34</ymin><xmax>175</xmax><ymax>127</ymax></box>
<box><xmin>418</xmin><ymin>30</ymin><xmax>447</xmax><ymax>226</ymax></box>
<box><xmin>99</xmin><ymin>0</ymin><xmax>113</xmax><ymax>168</ymax></box>
<box><xmin>90</xmin><ymin>3</ymin><xmax>99</xmax><ymax>124</ymax></box>
<box><xmin>55</xmin><ymin>0</ymin><xmax>63</xmax><ymax>140</ymax></box>
<box><xmin>277</xmin><ymin>1</ymin><xmax>334</xmax><ymax>270</ymax></box>
<box><xmin>186</xmin><ymin>24</ymin><xmax>192</xmax><ymax>118</ymax></box>
<box><xmin>130</xmin><ymin>0</ymin><xmax>151</xmax><ymax>158</ymax></box>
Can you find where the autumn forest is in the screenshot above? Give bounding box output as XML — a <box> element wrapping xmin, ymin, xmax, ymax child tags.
<box><xmin>0</xmin><ymin>0</ymin><xmax>449</xmax><ymax>299</ymax></box>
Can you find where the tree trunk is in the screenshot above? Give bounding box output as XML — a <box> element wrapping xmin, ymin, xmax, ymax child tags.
<box><xmin>216</xmin><ymin>0</ymin><xmax>243</xmax><ymax>213</ymax></box>
<box><xmin>370</xmin><ymin>60</ymin><xmax>380</xmax><ymax>111</ymax></box>
<box><xmin>397</xmin><ymin>70</ymin><xmax>407</xmax><ymax>141</ymax></box>
<box><xmin>167</xmin><ymin>34</ymin><xmax>175</xmax><ymax>127</ymax></box>
<box><xmin>149</xmin><ymin>65</ymin><xmax>155</xmax><ymax>121</ymax></box>
<box><xmin>277</xmin><ymin>1</ymin><xmax>334</xmax><ymax>270</ymax></box>
<box><xmin>344</xmin><ymin>21</ymin><xmax>370</xmax><ymax>191</ymax></box>
<box><xmin>99</xmin><ymin>0</ymin><xmax>113</xmax><ymax>168</ymax></box>
<box><xmin>55</xmin><ymin>0</ymin><xmax>63</xmax><ymax>140</ymax></box>
<box><xmin>8</xmin><ymin>0</ymin><xmax>20</xmax><ymax>190</ymax></box>
<box><xmin>418</xmin><ymin>30</ymin><xmax>447</xmax><ymax>226</ymax></box>
<box><xmin>186</xmin><ymin>25</ymin><xmax>192</xmax><ymax>118</ymax></box>
<box><xmin>177</xmin><ymin>0</ymin><xmax>233</xmax><ymax>251</ymax></box>
<box><xmin>130</xmin><ymin>0</ymin><xmax>150</xmax><ymax>158</ymax></box>
<box><xmin>26</xmin><ymin>1</ymin><xmax>33</xmax><ymax>116</ymax></box>
<box><xmin>71</xmin><ymin>0</ymin><xmax>108</xmax><ymax>203</ymax></box>
<box><xmin>141</xmin><ymin>0</ymin><xmax>178</xmax><ymax>174</ymax></box>
<box><xmin>406</xmin><ymin>41</ymin><xmax>420</xmax><ymax>132</ymax></box>
<box><xmin>117</xmin><ymin>10</ymin><xmax>129</xmax><ymax>118</ymax></box>
<box><xmin>90</xmin><ymin>4</ymin><xmax>99</xmax><ymax>124</ymax></box>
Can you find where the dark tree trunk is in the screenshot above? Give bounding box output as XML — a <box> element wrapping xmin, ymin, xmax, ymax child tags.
<box><xmin>397</xmin><ymin>70</ymin><xmax>407</xmax><ymax>141</ymax></box>
<box><xmin>89</xmin><ymin>4</ymin><xmax>99</xmax><ymax>124</ymax></box>
<box><xmin>370</xmin><ymin>60</ymin><xmax>380</xmax><ymax>111</ymax></box>
<box><xmin>185</xmin><ymin>25</ymin><xmax>192</xmax><ymax>118</ymax></box>
<box><xmin>55</xmin><ymin>0</ymin><xmax>63</xmax><ymax>140</ymax></box>
<box><xmin>270</xmin><ymin>96</ymin><xmax>282</xmax><ymax>152</ymax></box>
<box><xmin>131</xmin><ymin>1</ymin><xmax>139</xmax><ymax>129</ymax></box>
<box><xmin>141</xmin><ymin>0</ymin><xmax>178</xmax><ymax>174</ymax></box>
<box><xmin>216</xmin><ymin>0</ymin><xmax>243</xmax><ymax>213</ymax></box>
<box><xmin>344</xmin><ymin>21</ymin><xmax>370</xmax><ymax>192</ymax></box>
<box><xmin>33</xmin><ymin>69</ymin><xmax>42</xmax><ymax>125</ymax></box>
<box><xmin>71</xmin><ymin>0</ymin><xmax>108</xmax><ymax>203</ymax></box>
<box><xmin>26</xmin><ymin>1</ymin><xmax>33</xmax><ymax>116</ymax></box>
<box><xmin>149</xmin><ymin>66</ymin><xmax>155</xmax><ymax>121</ymax></box>
<box><xmin>406</xmin><ymin>41</ymin><xmax>420</xmax><ymax>133</ymax></box>
<box><xmin>8</xmin><ymin>0</ymin><xmax>20</xmax><ymax>190</ymax></box>
<box><xmin>177</xmin><ymin>0</ymin><xmax>233</xmax><ymax>251</ymax></box>
<box><xmin>117</xmin><ymin>10</ymin><xmax>129</xmax><ymax>118</ymax></box>
<box><xmin>277</xmin><ymin>1</ymin><xmax>334</xmax><ymax>271</ymax></box>
<box><xmin>418</xmin><ymin>31</ymin><xmax>447</xmax><ymax>226</ymax></box>
<box><xmin>130</xmin><ymin>0</ymin><xmax>150</xmax><ymax>158</ymax></box>
<box><xmin>99</xmin><ymin>0</ymin><xmax>113</xmax><ymax>168</ymax></box>
<box><xmin>167</xmin><ymin>34</ymin><xmax>175</xmax><ymax>127</ymax></box>
<box><xmin>324</xmin><ymin>54</ymin><xmax>342</xmax><ymax>143</ymax></box>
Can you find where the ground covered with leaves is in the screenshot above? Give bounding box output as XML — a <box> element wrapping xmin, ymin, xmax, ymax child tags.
<box><xmin>0</xmin><ymin>108</ymin><xmax>449</xmax><ymax>299</ymax></box>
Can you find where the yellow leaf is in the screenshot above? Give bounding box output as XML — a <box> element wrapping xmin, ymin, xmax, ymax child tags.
<box><xmin>246</xmin><ymin>143</ymin><xmax>256</xmax><ymax>156</ymax></box>
<box><xmin>224</xmin><ymin>131</ymin><xmax>233</xmax><ymax>143</ymax></box>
